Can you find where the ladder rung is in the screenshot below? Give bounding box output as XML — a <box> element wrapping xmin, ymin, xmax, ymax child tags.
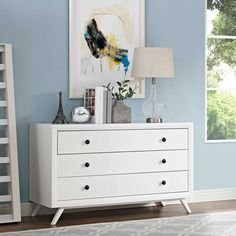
<box><xmin>0</xmin><ymin>138</ymin><xmax>9</xmax><ymax>144</ymax></box>
<box><xmin>0</xmin><ymin>195</ymin><xmax>12</xmax><ymax>202</ymax></box>
<box><xmin>0</xmin><ymin>83</ymin><xmax>6</xmax><ymax>89</ymax></box>
<box><xmin>0</xmin><ymin>64</ymin><xmax>5</xmax><ymax>71</ymax></box>
<box><xmin>0</xmin><ymin>157</ymin><xmax>10</xmax><ymax>164</ymax></box>
<box><xmin>0</xmin><ymin>101</ymin><xmax>7</xmax><ymax>107</ymax></box>
<box><xmin>0</xmin><ymin>214</ymin><xmax>13</xmax><ymax>223</ymax></box>
<box><xmin>0</xmin><ymin>46</ymin><xmax>4</xmax><ymax>52</ymax></box>
<box><xmin>0</xmin><ymin>119</ymin><xmax>8</xmax><ymax>125</ymax></box>
<box><xmin>0</xmin><ymin>176</ymin><xmax>11</xmax><ymax>183</ymax></box>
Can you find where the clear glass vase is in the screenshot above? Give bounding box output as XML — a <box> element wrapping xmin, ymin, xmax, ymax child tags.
<box><xmin>142</xmin><ymin>78</ymin><xmax>166</xmax><ymax>123</ymax></box>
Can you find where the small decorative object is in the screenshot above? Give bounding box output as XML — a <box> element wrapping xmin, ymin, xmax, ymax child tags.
<box><xmin>104</xmin><ymin>80</ymin><xmax>136</xmax><ymax>123</ymax></box>
<box><xmin>52</xmin><ymin>91</ymin><xmax>69</xmax><ymax>124</ymax></box>
<box><xmin>84</xmin><ymin>88</ymin><xmax>112</xmax><ymax>124</ymax></box>
<box><xmin>112</xmin><ymin>101</ymin><xmax>131</xmax><ymax>123</ymax></box>
<box><xmin>72</xmin><ymin>107</ymin><xmax>90</xmax><ymax>123</ymax></box>
<box><xmin>84</xmin><ymin>89</ymin><xmax>96</xmax><ymax>117</ymax></box>
<box><xmin>95</xmin><ymin>87</ymin><xmax>107</xmax><ymax>124</ymax></box>
<box><xmin>132</xmin><ymin>47</ymin><xmax>175</xmax><ymax>123</ymax></box>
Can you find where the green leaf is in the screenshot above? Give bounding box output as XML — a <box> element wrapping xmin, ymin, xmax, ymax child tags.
<box><xmin>117</xmin><ymin>81</ymin><xmax>122</xmax><ymax>87</ymax></box>
<box><xmin>115</xmin><ymin>92</ymin><xmax>119</xmax><ymax>100</ymax></box>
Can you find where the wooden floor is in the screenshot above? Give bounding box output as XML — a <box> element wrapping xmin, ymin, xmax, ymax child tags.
<box><xmin>1</xmin><ymin>200</ymin><xmax>236</xmax><ymax>233</ymax></box>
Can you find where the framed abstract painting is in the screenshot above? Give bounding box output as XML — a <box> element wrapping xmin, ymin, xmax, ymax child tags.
<box><xmin>69</xmin><ymin>0</ymin><xmax>145</xmax><ymax>99</ymax></box>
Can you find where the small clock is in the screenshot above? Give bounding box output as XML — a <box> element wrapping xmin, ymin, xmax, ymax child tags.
<box><xmin>72</xmin><ymin>107</ymin><xmax>90</xmax><ymax>123</ymax></box>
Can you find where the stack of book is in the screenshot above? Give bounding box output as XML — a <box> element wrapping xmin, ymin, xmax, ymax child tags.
<box><xmin>85</xmin><ymin>87</ymin><xmax>112</xmax><ymax>124</ymax></box>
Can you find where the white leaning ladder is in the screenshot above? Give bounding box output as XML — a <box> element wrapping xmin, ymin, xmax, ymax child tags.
<box><xmin>0</xmin><ymin>44</ymin><xmax>21</xmax><ymax>223</ymax></box>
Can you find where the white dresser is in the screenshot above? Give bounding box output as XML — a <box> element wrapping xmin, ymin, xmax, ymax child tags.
<box><xmin>29</xmin><ymin>123</ymin><xmax>193</xmax><ymax>225</ymax></box>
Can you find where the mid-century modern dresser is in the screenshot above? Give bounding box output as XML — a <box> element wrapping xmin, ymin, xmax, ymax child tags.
<box><xmin>29</xmin><ymin>123</ymin><xmax>193</xmax><ymax>225</ymax></box>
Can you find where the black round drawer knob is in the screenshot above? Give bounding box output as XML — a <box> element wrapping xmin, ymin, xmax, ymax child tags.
<box><xmin>162</xmin><ymin>159</ymin><xmax>167</xmax><ymax>164</ymax></box>
<box><xmin>162</xmin><ymin>180</ymin><xmax>167</xmax><ymax>185</ymax></box>
<box><xmin>84</xmin><ymin>185</ymin><xmax>90</xmax><ymax>190</ymax></box>
<box><xmin>85</xmin><ymin>139</ymin><xmax>90</xmax><ymax>145</ymax></box>
<box><xmin>85</xmin><ymin>162</ymin><xmax>90</xmax><ymax>168</ymax></box>
<box><xmin>162</xmin><ymin>137</ymin><xmax>167</xmax><ymax>143</ymax></box>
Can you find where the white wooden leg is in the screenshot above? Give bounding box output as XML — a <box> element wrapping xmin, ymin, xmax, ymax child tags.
<box><xmin>155</xmin><ymin>202</ymin><xmax>166</xmax><ymax>207</ymax></box>
<box><xmin>31</xmin><ymin>203</ymin><xmax>41</xmax><ymax>217</ymax></box>
<box><xmin>160</xmin><ymin>202</ymin><xmax>166</xmax><ymax>207</ymax></box>
<box><xmin>51</xmin><ymin>208</ymin><xmax>64</xmax><ymax>226</ymax></box>
<box><xmin>180</xmin><ymin>199</ymin><xmax>191</xmax><ymax>214</ymax></box>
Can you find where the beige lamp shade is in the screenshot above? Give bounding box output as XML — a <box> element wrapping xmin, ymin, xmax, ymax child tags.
<box><xmin>132</xmin><ymin>47</ymin><xmax>175</xmax><ymax>78</ymax></box>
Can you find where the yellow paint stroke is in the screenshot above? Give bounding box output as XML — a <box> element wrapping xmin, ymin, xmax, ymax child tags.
<box><xmin>89</xmin><ymin>4</ymin><xmax>134</xmax><ymax>44</ymax></box>
<box><xmin>105</xmin><ymin>34</ymin><xmax>120</xmax><ymax>71</ymax></box>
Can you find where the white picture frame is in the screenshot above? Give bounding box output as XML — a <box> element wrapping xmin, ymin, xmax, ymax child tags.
<box><xmin>69</xmin><ymin>0</ymin><xmax>145</xmax><ymax>99</ymax></box>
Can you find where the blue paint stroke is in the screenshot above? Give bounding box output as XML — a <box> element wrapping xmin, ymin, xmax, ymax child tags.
<box><xmin>121</xmin><ymin>55</ymin><xmax>130</xmax><ymax>75</ymax></box>
<box><xmin>84</xmin><ymin>32</ymin><xmax>89</xmax><ymax>40</ymax></box>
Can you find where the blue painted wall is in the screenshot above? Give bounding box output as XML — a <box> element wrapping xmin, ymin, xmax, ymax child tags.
<box><xmin>0</xmin><ymin>0</ymin><xmax>235</xmax><ymax>203</ymax></box>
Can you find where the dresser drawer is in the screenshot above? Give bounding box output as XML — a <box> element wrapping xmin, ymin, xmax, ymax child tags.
<box><xmin>57</xmin><ymin>129</ymin><xmax>188</xmax><ymax>154</ymax></box>
<box><xmin>57</xmin><ymin>150</ymin><xmax>188</xmax><ymax>177</ymax></box>
<box><xmin>57</xmin><ymin>171</ymin><xmax>188</xmax><ymax>200</ymax></box>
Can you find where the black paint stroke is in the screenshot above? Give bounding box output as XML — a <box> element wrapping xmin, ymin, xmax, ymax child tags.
<box><xmin>84</xmin><ymin>19</ymin><xmax>107</xmax><ymax>58</ymax></box>
<box><xmin>84</xmin><ymin>19</ymin><xmax>129</xmax><ymax>66</ymax></box>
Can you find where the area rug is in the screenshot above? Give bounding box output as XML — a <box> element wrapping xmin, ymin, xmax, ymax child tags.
<box><xmin>1</xmin><ymin>211</ymin><xmax>236</xmax><ymax>236</ymax></box>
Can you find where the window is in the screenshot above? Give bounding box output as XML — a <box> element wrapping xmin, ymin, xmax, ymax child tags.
<box><xmin>206</xmin><ymin>0</ymin><xmax>236</xmax><ymax>142</ymax></box>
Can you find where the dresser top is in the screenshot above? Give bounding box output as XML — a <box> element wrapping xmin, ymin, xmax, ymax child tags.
<box><xmin>31</xmin><ymin>123</ymin><xmax>193</xmax><ymax>131</ymax></box>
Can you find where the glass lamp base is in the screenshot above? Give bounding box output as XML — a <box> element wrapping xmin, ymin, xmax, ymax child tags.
<box><xmin>146</xmin><ymin>117</ymin><xmax>163</xmax><ymax>123</ymax></box>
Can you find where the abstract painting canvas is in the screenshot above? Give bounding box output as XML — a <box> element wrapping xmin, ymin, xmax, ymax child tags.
<box><xmin>69</xmin><ymin>0</ymin><xmax>145</xmax><ymax>98</ymax></box>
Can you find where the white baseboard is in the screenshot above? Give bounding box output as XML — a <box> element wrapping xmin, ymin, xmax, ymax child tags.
<box><xmin>3</xmin><ymin>188</ymin><xmax>236</xmax><ymax>217</ymax></box>
<box><xmin>188</xmin><ymin>188</ymin><xmax>236</xmax><ymax>203</ymax></box>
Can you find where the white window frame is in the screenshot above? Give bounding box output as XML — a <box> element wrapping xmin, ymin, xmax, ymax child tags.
<box><xmin>205</xmin><ymin>0</ymin><xmax>236</xmax><ymax>143</ymax></box>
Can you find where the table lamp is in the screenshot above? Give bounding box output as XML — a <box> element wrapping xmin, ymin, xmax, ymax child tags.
<box><xmin>132</xmin><ymin>47</ymin><xmax>175</xmax><ymax>123</ymax></box>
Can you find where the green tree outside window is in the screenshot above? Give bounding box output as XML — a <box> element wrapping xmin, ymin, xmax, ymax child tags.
<box><xmin>207</xmin><ymin>0</ymin><xmax>236</xmax><ymax>141</ymax></box>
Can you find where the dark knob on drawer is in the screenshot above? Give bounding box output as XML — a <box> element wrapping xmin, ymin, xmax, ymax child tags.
<box><xmin>85</xmin><ymin>139</ymin><xmax>90</xmax><ymax>145</ymax></box>
<box><xmin>84</xmin><ymin>185</ymin><xmax>90</xmax><ymax>190</ymax></box>
<box><xmin>85</xmin><ymin>162</ymin><xmax>90</xmax><ymax>168</ymax></box>
<box><xmin>162</xmin><ymin>159</ymin><xmax>167</xmax><ymax>164</ymax></box>
<box><xmin>162</xmin><ymin>180</ymin><xmax>167</xmax><ymax>186</ymax></box>
<box><xmin>162</xmin><ymin>137</ymin><xmax>167</xmax><ymax>143</ymax></box>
